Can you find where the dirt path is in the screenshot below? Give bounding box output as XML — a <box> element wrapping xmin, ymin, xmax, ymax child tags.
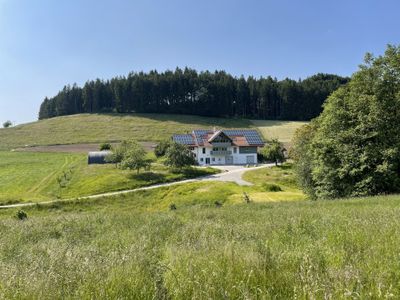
<box><xmin>0</xmin><ymin>164</ymin><xmax>273</xmax><ymax>210</ymax></box>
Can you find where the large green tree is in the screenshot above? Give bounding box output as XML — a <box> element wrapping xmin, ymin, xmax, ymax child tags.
<box><xmin>120</xmin><ymin>147</ymin><xmax>150</xmax><ymax>174</ymax></box>
<box><xmin>260</xmin><ymin>139</ymin><xmax>285</xmax><ymax>166</ymax></box>
<box><xmin>106</xmin><ymin>140</ymin><xmax>150</xmax><ymax>173</ymax></box>
<box><xmin>292</xmin><ymin>45</ymin><xmax>400</xmax><ymax>199</ymax></box>
<box><xmin>164</xmin><ymin>142</ymin><xmax>196</xmax><ymax>170</ymax></box>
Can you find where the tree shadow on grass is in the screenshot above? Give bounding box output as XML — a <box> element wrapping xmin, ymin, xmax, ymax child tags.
<box><xmin>128</xmin><ymin>172</ymin><xmax>167</xmax><ymax>182</ymax></box>
<box><xmin>178</xmin><ymin>167</ymin><xmax>215</xmax><ymax>178</ymax></box>
<box><xmin>276</xmin><ymin>163</ymin><xmax>292</xmax><ymax>170</ymax></box>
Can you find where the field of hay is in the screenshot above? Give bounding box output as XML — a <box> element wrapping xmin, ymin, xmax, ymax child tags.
<box><xmin>0</xmin><ymin>113</ymin><xmax>306</xmax><ymax>151</ymax></box>
<box><xmin>1</xmin><ymin>180</ymin><xmax>399</xmax><ymax>298</ymax></box>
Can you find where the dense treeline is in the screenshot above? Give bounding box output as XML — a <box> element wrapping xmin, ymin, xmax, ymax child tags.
<box><xmin>38</xmin><ymin>68</ymin><xmax>349</xmax><ymax>121</ymax></box>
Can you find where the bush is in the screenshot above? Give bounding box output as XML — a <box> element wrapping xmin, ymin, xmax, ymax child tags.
<box><xmin>154</xmin><ymin>140</ymin><xmax>172</xmax><ymax>157</ymax></box>
<box><xmin>99</xmin><ymin>143</ymin><xmax>112</xmax><ymax>151</ymax></box>
<box><xmin>262</xmin><ymin>183</ymin><xmax>282</xmax><ymax>192</ymax></box>
<box><xmin>169</xmin><ymin>203</ymin><xmax>177</xmax><ymax>210</ymax></box>
<box><xmin>105</xmin><ymin>141</ymin><xmax>129</xmax><ymax>165</ymax></box>
<box><xmin>214</xmin><ymin>201</ymin><xmax>223</xmax><ymax>207</ymax></box>
<box><xmin>16</xmin><ymin>209</ymin><xmax>27</xmax><ymax>220</ymax></box>
<box><xmin>3</xmin><ymin>120</ymin><xmax>12</xmax><ymax>128</ymax></box>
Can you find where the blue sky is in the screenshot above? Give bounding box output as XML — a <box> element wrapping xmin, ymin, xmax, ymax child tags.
<box><xmin>0</xmin><ymin>0</ymin><xmax>399</xmax><ymax>124</ymax></box>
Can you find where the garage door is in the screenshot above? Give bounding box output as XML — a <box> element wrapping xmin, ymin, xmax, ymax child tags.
<box><xmin>246</xmin><ymin>155</ymin><xmax>255</xmax><ymax>164</ymax></box>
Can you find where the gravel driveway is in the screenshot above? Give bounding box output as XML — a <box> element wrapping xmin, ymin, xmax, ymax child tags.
<box><xmin>198</xmin><ymin>164</ymin><xmax>274</xmax><ymax>186</ymax></box>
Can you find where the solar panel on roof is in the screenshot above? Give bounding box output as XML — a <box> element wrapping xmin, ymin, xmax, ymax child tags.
<box><xmin>180</xmin><ymin>129</ymin><xmax>264</xmax><ymax>146</ymax></box>
<box><xmin>173</xmin><ymin>134</ymin><xmax>194</xmax><ymax>145</ymax></box>
<box><xmin>193</xmin><ymin>130</ymin><xmax>209</xmax><ymax>145</ymax></box>
<box><xmin>222</xmin><ymin>129</ymin><xmax>264</xmax><ymax>145</ymax></box>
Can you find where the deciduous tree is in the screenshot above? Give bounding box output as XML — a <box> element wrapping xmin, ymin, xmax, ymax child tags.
<box><xmin>260</xmin><ymin>139</ymin><xmax>285</xmax><ymax>166</ymax></box>
<box><xmin>294</xmin><ymin>44</ymin><xmax>400</xmax><ymax>199</ymax></box>
<box><xmin>164</xmin><ymin>142</ymin><xmax>196</xmax><ymax>170</ymax></box>
<box><xmin>120</xmin><ymin>144</ymin><xmax>150</xmax><ymax>174</ymax></box>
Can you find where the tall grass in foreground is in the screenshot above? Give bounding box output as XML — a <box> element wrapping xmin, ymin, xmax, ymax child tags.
<box><xmin>1</xmin><ymin>195</ymin><xmax>400</xmax><ymax>299</ymax></box>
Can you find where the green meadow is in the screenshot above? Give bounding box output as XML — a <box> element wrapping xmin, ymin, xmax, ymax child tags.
<box><xmin>251</xmin><ymin>119</ymin><xmax>308</xmax><ymax>144</ymax></box>
<box><xmin>1</xmin><ymin>185</ymin><xmax>399</xmax><ymax>298</ymax></box>
<box><xmin>0</xmin><ymin>151</ymin><xmax>217</xmax><ymax>205</ymax></box>
<box><xmin>2</xmin><ymin>113</ymin><xmax>396</xmax><ymax>299</ymax></box>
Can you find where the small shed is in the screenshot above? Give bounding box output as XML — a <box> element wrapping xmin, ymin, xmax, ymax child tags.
<box><xmin>88</xmin><ymin>151</ymin><xmax>112</xmax><ymax>164</ymax></box>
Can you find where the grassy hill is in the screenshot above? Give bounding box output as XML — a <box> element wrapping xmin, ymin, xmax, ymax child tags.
<box><xmin>1</xmin><ymin>184</ymin><xmax>399</xmax><ymax>298</ymax></box>
<box><xmin>0</xmin><ymin>113</ymin><xmax>307</xmax><ymax>150</ymax></box>
<box><xmin>0</xmin><ymin>113</ymin><xmax>306</xmax><ymax>204</ymax></box>
<box><xmin>252</xmin><ymin>119</ymin><xmax>308</xmax><ymax>143</ymax></box>
<box><xmin>1</xmin><ymin>113</ymin><xmax>397</xmax><ymax>298</ymax></box>
<box><xmin>0</xmin><ymin>149</ymin><xmax>303</xmax><ymax>204</ymax></box>
<box><xmin>0</xmin><ymin>151</ymin><xmax>218</xmax><ymax>205</ymax></box>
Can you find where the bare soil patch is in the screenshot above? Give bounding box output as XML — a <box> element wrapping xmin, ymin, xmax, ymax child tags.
<box><xmin>14</xmin><ymin>142</ymin><xmax>156</xmax><ymax>153</ymax></box>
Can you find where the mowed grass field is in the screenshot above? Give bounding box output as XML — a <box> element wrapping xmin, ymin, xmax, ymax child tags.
<box><xmin>252</xmin><ymin>119</ymin><xmax>308</xmax><ymax>144</ymax></box>
<box><xmin>0</xmin><ymin>113</ymin><xmax>307</xmax><ymax>150</ymax></box>
<box><xmin>0</xmin><ymin>151</ymin><xmax>217</xmax><ymax>205</ymax></box>
<box><xmin>1</xmin><ymin>186</ymin><xmax>400</xmax><ymax>298</ymax></box>
<box><xmin>0</xmin><ymin>113</ymin><xmax>250</xmax><ymax>150</ymax></box>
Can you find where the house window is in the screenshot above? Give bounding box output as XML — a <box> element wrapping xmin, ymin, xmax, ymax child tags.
<box><xmin>233</xmin><ymin>147</ymin><xmax>237</xmax><ymax>153</ymax></box>
<box><xmin>202</xmin><ymin>148</ymin><xmax>206</xmax><ymax>154</ymax></box>
<box><xmin>189</xmin><ymin>146</ymin><xmax>194</xmax><ymax>151</ymax></box>
<box><xmin>213</xmin><ymin>147</ymin><xmax>218</xmax><ymax>151</ymax></box>
<box><xmin>212</xmin><ymin>158</ymin><xmax>215</xmax><ymax>162</ymax></box>
<box><xmin>239</xmin><ymin>147</ymin><xmax>257</xmax><ymax>154</ymax></box>
<box><xmin>200</xmin><ymin>158</ymin><xmax>204</xmax><ymax>162</ymax></box>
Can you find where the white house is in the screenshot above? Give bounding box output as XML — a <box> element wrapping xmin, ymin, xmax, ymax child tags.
<box><xmin>173</xmin><ymin>129</ymin><xmax>265</xmax><ymax>165</ymax></box>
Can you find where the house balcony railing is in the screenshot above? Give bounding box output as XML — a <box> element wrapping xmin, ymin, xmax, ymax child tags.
<box><xmin>211</xmin><ymin>142</ymin><xmax>232</xmax><ymax>147</ymax></box>
<box><xmin>210</xmin><ymin>150</ymin><xmax>232</xmax><ymax>156</ymax></box>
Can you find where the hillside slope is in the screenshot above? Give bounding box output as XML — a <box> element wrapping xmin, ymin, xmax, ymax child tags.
<box><xmin>0</xmin><ymin>151</ymin><xmax>220</xmax><ymax>204</ymax></box>
<box><xmin>0</xmin><ymin>113</ymin><xmax>306</xmax><ymax>150</ymax></box>
<box><xmin>0</xmin><ymin>189</ymin><xmax>399</xmax><ymax>298</ymax></box>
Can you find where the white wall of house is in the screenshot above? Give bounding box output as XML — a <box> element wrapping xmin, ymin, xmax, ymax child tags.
<box><xmin>191</xmin><ymin>146</ymin><xmax>258</xmax><ymax>165</ymax></box>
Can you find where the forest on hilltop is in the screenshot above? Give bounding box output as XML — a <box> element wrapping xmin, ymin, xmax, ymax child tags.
<box><xmin>38</xmin><ymin>68</ymin><xmax>349</xmax><ymax>121</ymax></box>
